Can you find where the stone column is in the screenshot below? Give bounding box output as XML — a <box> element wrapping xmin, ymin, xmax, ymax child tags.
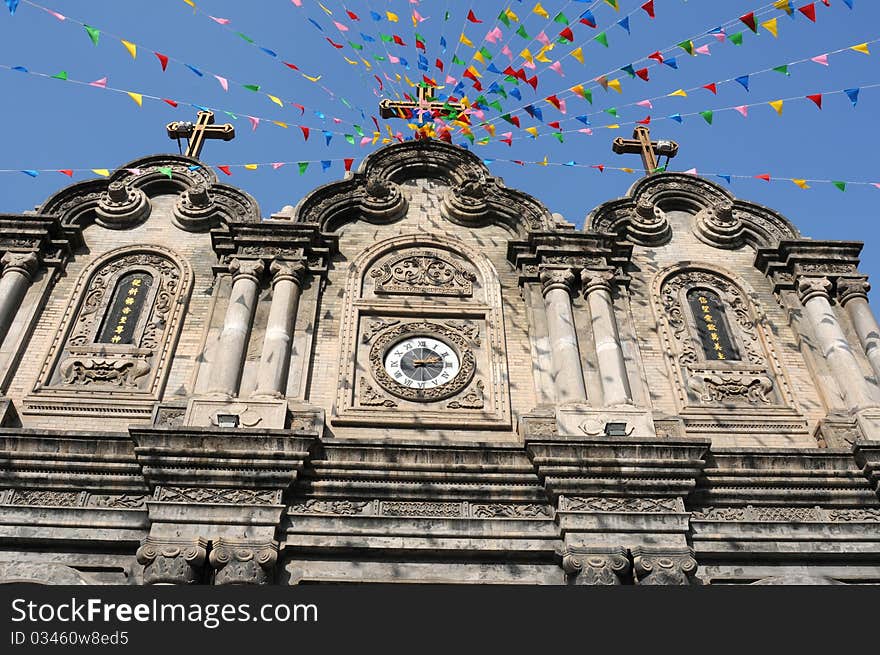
<box><xmin>0</xmin><ymin>252</ymin><xmax>38</xmax><ymax>347</ymax></box>
<box><xmin>838</xmin><ymin>278</ymin><xmax>880</xmax><ymax>384</ymax></box>
<box><xmin>581</xmin><ymin>269</ymin><xmax>632</xmax><ymax>406</ymax></box>
<box><xmin>562</xmin><ymin>547</ymin><xmax>631</xmax><ymax>585</ymax></box>
<box><xmin>136</xmin><ymin>537</ymin><xmax>208</xmax><ymax>585</ymax></box>
<box><xmin>209</xmin><ymin>539</ymin><xmax>278</xmax><ymax>585</ymax></box>
<box><xmin>798</xmin><ymin>276</ymin><xmax>879</xmax><ymax>409</ymax></box>
<box><xmin>632</xmin><ymin>546</ymin><xmax>698</xmax><ymax>586</ymax></box>
<box><xmin>540</xmin><ymin>267</ymin><xmax>587</xmax><ymax>404</ymax></box>
<box><xmin>253</xmin><ymin>261</ymin><xmax>306</xmax><ymax>398</ymax></box>
<box><xmin>208</xmin><ymin>258</ymin><xmax>265</xmax><ymax>398</ymax></box>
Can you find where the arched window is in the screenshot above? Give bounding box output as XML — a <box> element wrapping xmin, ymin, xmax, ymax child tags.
<box><xmin>686</xmin><ymin>288</ymin><xmax>740</xmax><ymax>362</ymax></box>
<box><xmin>96</xmin><ymin>271</ymin><xmax>154</xmax><ymax>344</ymax></box>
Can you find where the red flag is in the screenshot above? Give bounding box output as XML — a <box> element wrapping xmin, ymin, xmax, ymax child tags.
<box><xmin>592</xmin><ymin>165</ymin><xmax>605</xmax><ymax>173</ymax></box>
<box><xmin>467</xmin><ymin>10</ymin><xmax>482</xmax><ymax>23</ymax></box>
<box><xmin>703</xmin><ymin>83</ymin><xmax>717</xmax><ymax>94</ymax></box>
<box><xmin>526</xmin><ymin>76</ymin><xmax>538</xmax><ymax>90</ymax></box>
<box><xmin>344</xmin><ymin>158</ymin><xmax>354</xmax><ymax>171</ymax></box>
<box><xmin>154</xmin><ymin>52</ymin><xmax>169</xmax><ymax>71</ymax></box>
<box><xmin>284</xmin><ymin>62</ymin><xmax>300</xmax><ymax>71</ymax></box>
<box><xmin>392</xmin><ymin>35</ymin><xmax>406</xmax><ymax>46</ymax></box>
<box><xmin>580</xmin><ymin>16</ymin><xmax>596</xmax><ymax>28</ymax></box>
<box><xmin>558</xmin><ymin>27</ymin><xmax>574</xmax><ymax>42</ymax></box>
<box><xmin>422</xmin><ymin>75</ymin><xmax>438</xmax><ymax>87</ymax></box>
<box><xmin>806</xmin><ymin>93</ymin><xmax>823</xmax><ymax>109</ymax></box>
<box><xmin>500</xmin><ymin>133</ymin><xmax>513</xmax><ymax>146</ymax></box>
<box><xmin>755</xmin><ymin>174</ymin><xmax>771</xmax><ymax>182</ymax></box>
<box><xmin>58</xmin><ymin>169</ymin><xmax>73</xmax><ymax>177</ymax></box>
<box><xmin>162</xmin><ymin>98</ymin><xmax>178</xmax><ymax>107</ymax></box>
<box><xmin>292</xmin><ymin>103</ymin><xmax>305</xmax><ymax>115</ymax></box>
<box><xmin>346</xmin><ymin>10</ymin><xmax>359</xmax><ymax>21</ymax></box>
<box><xmin>374</xmin><ymin>74</ymin><xmax>383</xmax><ymax>90</ymax></box>
<box><xmin>509</xmin><ymin>115</ymin><xmax>521</xmax><ymax>128</ymax></box>
<box><xmin>641</xmin><ymin>1</ymin><xmax>655</xmax><ymax>18</ymax></box>
<box><xmin>546</xmin><ymin>95</ymin><xmax>562</xmax><ymax>110</ymax></box>
<box><xmin>471</xmin><ymin>80</ymin><xmax>483</xmax><ymax>91</ymax></box>
<box><xmin>217</xmin><ymin>165</ymin><xmax>232</xmax><ymax>176</ymax></box>
<box><xmin>435</xmin><ymin>59</ymin><xmax>444</xmax><ymax>72</ymax></box>
<box><xmin>798</xmin><ymin>3</ymin><xmax>816</xmax><ymax>21</ymax></box>
<box><xmin>547</xmin><ymin>121</ymin><xmax>561</xmax><ymax>129</ymax></box>
<box><xmin>635</xmin><ymin>68</ymin><xmax>649</xmax><ymax>81</ymax></box>
<box><xmin>415</xmin><ymin>38</ymin><xmax>425</xmax><ymax>51</ymax></box>
<box><xmin>300</xmin><ymin>126</ymin><xmax>310</xmax><ymax>141</ymax></box>
<box><xmin>637</xmin><ymin>116</ymin><xmax>651</xmax><ymax>125</ymax></box>
<box><xmin>326</xmin><ymin>37</ymin><xmax>344</xmax><ymax>49</ymax></box>
<box><xmin>739</xmin><ymin>12</ymin><xmax>757</xmax><ymax>33</ymax></box>
<box><xmin>648</xmin><ymin>51</ymin><xmax>664</xmax><ymax>63</ymax></box>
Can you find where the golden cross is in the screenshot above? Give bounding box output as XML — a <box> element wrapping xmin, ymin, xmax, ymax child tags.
<box><xmin>379</xmin><ymin>85</ymin><xmax>465</xmax><ymax>121</ymax></box>
<box><xmin>612</xmin><ymin>126</ymin><xmax>679</xmax><ymax>175</ymax></box>
<box><xmin>166</xmin><ymin>110</ymin><xmax>235</xmax><ymax>159</ymax></box>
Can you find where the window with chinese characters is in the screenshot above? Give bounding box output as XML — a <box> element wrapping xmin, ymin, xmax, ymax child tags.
<box><xmin>686</xmin><ymin>288</ymin><xmax>740</xmax><ymax>362</ymax></box>
<box><xmin>96</xmin><ymin>272</ymin><xmax>154</xmax><ymax>344</ymax></box>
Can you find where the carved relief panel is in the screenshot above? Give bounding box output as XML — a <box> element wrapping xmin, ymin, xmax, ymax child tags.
<box><xmin>653</xmin><ymin>266</ymin><xmax>794</xmax><ymax>412</ymax></box>
<box><xmin>24</xmin><ymin>245</ymin><xmax>193</xmax><ymax>419</ymax></box>
<box><xmin>335</xmin><ymin>235</ymin><xmax>510</xmax><ymax>430</ymax></box>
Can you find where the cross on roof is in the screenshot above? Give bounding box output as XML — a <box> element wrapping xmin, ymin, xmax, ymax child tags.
<box><xmin>612</xmin><ymin>126</ymin><xmax>679</xmax><ymax>176</ymax></box>
<box><xmin>166</xmin><ymin>110</ymin><xmax>235</xmax><ymax>160</ymax></box>
<box><xmin>379</xmin><ymin>84</ymin><xmax>465</xmax><ymax>122</ymax></box>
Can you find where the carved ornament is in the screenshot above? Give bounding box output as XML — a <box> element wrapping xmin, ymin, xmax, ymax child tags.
<box><xmin>136</xmin><ymin>537</ymin><xmax>208</xmax><ymax>585</ymax></box>
<box><xmin>209</xmin><ymin>539</ymin><xmax>278</xmax><ymax>586</ymax></box>
<box><xmin>632</xmin><ymin>546</ymin><xmax>698</xmax><ymax>586</ymax></box>
<box><xmin>95</xmin><ymin>181</ymin><xmax>150</xmax><ymax>229</ymax></box>
<box><xmin>562</xmin><ymin>547</ymin><xmax>631</xmax><ymax>585</ymax></box>
<box><xmin>370</xmin><ymin>250</ymin><xmax>476</xmax><ymax>297</ymax></box>
<box><xmin>837</xmin><ymin>277</ymin><xmax>871</xmax><ymax>305</ymax></box>
<box><xmin>687</xmin><ymin>371</ymin><xmax>773</xmax><ymax>405</ymax></box>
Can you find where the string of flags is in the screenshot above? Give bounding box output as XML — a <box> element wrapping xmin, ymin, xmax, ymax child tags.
<box><xmin>13</xmin><ymin>0</ymin><xmax>370</xmax><ymax>130</ymax></box>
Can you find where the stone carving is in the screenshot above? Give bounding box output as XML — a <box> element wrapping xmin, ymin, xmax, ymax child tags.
<box><xmin>360</xmin><ymin>176</ymin><xmax>408</xmax><ymax>222</ymax></box>
<box><xmin>561</xmin><ymin>496</ymin><xmax>682</xmax><ymax>513</ymax></box>
<box><xmin>154</xmin><ymin>407</ymin><xmax>186</xmax><ymax>428</ymax></box>
<box><xmin>470</xmin><ymin>504</ymin><xmax>550</xmax><ymax>518</ymax></box>
<box><xmin>542</xmin><ymin>256</ymin><xmax>606</xmax><ymax>268</ymax></box>
<box><xmin>60</xmin><ymin>348</ymin><xmax>152</xmax><ymax>388</ymax></box>
<box><xmin>687</xmin><ymin>372</ymin><xmax>773</xmax><ymax>405</ymax></box>
<box><xmin>627</xmin><ymin>197</ymin><xmax>671</xmax><ymax>245</ymax></box>
<box><xmin>362</xmin><ymin>319</ymin><xmax>401</xmax><ymax>344</ymax></box>
<box><xmin>172</xmin><ymin>183</ymin><xmax>217</xmax><ymax>231</ymax></box>
<box><xmin>581</xmin><ymin>269</ymin><xmax>616</xmax><ymax>296</ymax></box>
<box><xmin>156</xmin><ymin>486</ymin><xmax>280</xmax><ymax>505</ymax></box>
<box><xmin>288</xmin><ymin>499</ymin><xmax>372</xmax><ymax>515</ymax></box>
<box><xmin>0</xmin><ymin>251</ymin><xmax>39</xmax><ymax>280</ymax></box>
<box><xmin>562</xmin><ymin>548</ymin><xmax>631</xmax><ymax>585</ymax></box>
<box><xmin>521</xmin><ymin>418</ymin><xmax>558</xmax><ymax>437</ymax></box>
<box><xmin>632</xmin><ymin>547</ymin><xmax>698</xmax><ymax>586</ymax></box>
<box><xmin>442</xmin><ymin>173</ymin><xmax>491</xmax><ymax>224</ymax></box>
<box><xmin>837</xmin><ymin>277</ymin><xmax>870</xmax><ymax>305</ymax></box>
<box><xmin>797</xmin><ymin>276</ymin><xmax>832</xmax><ymax>304</ymax></box>
<box><xmin>369</xmin><ymin>321</ymin><xmax>477</xmax><ymax>403</ymax></box>
<box><xmin>382</xmin><ymin>502</ymin><xmax>461</xmax><ymax>517</ymax></box>
<box><xmin>87</xmin><ymin>494</ymin><xmax>148</xmax><ymax>508</ymax></box>
<box><xmin>694</xmin><ymin>201</ymin><xmax>745</xmax><ymax>249</ymax></box>
<box><xmin>95</xmin><ymin>181</ymin><xmax>150</xmax><ymax>228</ymax></box>
<box><xmin>826</xmin><ymin>508</ymin><xmax>880</xmax><ymax>522</ymax></box>
<box><xmin>447</xmin><ymin>380</ymin><xmax>485</xmax><ymax>409</ymax></box>
<box><xmin>8</xmin><ymin>489</ymin><xmax>82</xmax><ymax>507</ymax></box>
<box><xmin>137</xmin><ymin>537</ymin><xmax>207</xmax><ymax>585</ymax></box>
<box><xmin>539</xmin><ymin>267</ymin><xmax>577</xmax><ymax>297</ymax></box>
<box><xmin>289</xmin><ymin>413</ymin><xmax>318</xmax><ymax>432</ymax></box>
<box><xmin>799</xmin><ymin>263</ymin><xmax>857</xmax><ymax>276</ymax></box>
<box><xmin>209</xmin><ymin>539</ymin><xmax>278</xmax><ymax>586</ymax></box>
<box><xmin>359</xmin><ymin>377</ymin><xmax>398</xmax><ymax>407</ymax></box>
<box><xmin>238</xmin><ymin>246</ymin><xmax>301</xmax><ymax>257</ymax></box>
<box><xmin>660</xmin><ymin>269</ymin><xmax>765</xmax><ymax>368</ymax></box>
<box><xmin>370</xmin><ymin>251</ymin><xmax>476</xmax><ymax>296</ymax></box>
<box><xmin>693</xmin><ymin>506</ymin><xmax>880</xmax><ymax>522</ymax></box>
<box><xmin>446</xmin><ymin>322</ymin><xmax>480</xmax><ymax>345</ymax></box>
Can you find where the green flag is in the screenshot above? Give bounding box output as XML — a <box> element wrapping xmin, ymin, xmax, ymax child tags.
<box><xmin>452</xmin><ymin>54</ymin><xmax>466</xmax><ymax>65</ymax></box>
<box><xmin>298</xmin><ymin>162</ymin><xmax>309</xmax><ymax>175</ymax></box>
<box><xmin>353</xmin><ymin>124</ymin><xmax>364</xmax><ymax>137</ymax></box>
<box><xmin>478</xmin><ymin>47</ymin><xmax>492</xmax><ymax>60</ymax></box>
<box><xmin>700</xmin><ymin>110</ymin><xmax>714</xmax><ymax>124</ymax></box>
<box><xmin>729</xmin><ymin>32</ymin><xmax>744</xmax><ymax>46</ymax></box>
<box><xmin>594</xmin><ymin>32</ymin><xmax>609</xmax><ymax>47</ymax></box>
<box><xmin>84</xmin><ymin>25</ymin><xmax>100</xmax><ymax>46</ymax></box>
<box><xmin>773</xmin><ymin>65</ymin><xmax>790</xmax><ymax>76</ymax></box>
<box><xmin>498</xmin><ymin>10</ymin><xmax>510</xmax><ymax>27</ymax></box>
<box><xmin>553</xmin><ymin>13</ymin><xmax>569</xmax><ymax>25</ymax></box>
<box><xmin>348</xmin><ymin>41</ymin><xmax>364</xmax><ymax>51</ymax></box>
<box><xmin>678</xmin><ymin>40</ymin><xmax>695</xmax><ymax>55</ymax></box>
<box><xmin>833</xmin><ymin>181</ymin><xmax>847</xmax><ymax>192</ymax></box>
<box><xmin>489</xmin><ymin>100</ymin><xmax>503</xmax><ymax>112</ymax></box>
<box><xmin>345</xmin><ymin>134</ymin><xmax>355</xmax><ymax>145</ymax></box>
<box><xmin>51</xmin><ymin>70</ymin><xmax>68</xmax><ymax>80</ymax></box>
<box><xmin>380</xmin><ymin>34</ymin><xmax>393</xmax><ymax>43</ymax></box>
<box><xmin>553</xmin><ymin>132</ymin><xmax>564</xmax><ymax>143</ymax></box>
<box><xmin>157</xmin><ymin>166</ymin><xmax>173</xmax><ymax>179</ymax></box>
<box><xmin>243</xmin><ymin>84</ymin><xmax>260</xmax><ymax>92</ymax></box>
<box><xmin>604</xmin><ymin>108</ymin><xmax>618</xmax><ymax>117</ymax></box>
<box><xmin>516</xmin><ymin>25</ymin><xmax>529</xmax><ymax>39</ymax></box>
<box><xmin>236</xmin><ymin>32</ymin><xmax>255</xmax><ymax>44</ymax></box>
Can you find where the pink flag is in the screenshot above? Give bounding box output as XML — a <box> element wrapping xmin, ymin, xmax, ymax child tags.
<box><xmin>89</xmin><ymin>77</ymin><xmax>108</xmax><ymax>88</ymax></box>
<box><xmin>291</xmin><ymin>0</ymin><xmax>302</xmax><ymax>6</ymax></box>
<box><xmin>333</xmin><ymin>21</ymin><xmax>349</xmax><ymax>32</ymax></box>
<box><xmin>873</xmin><ymin>183</ymin><xmax>880</xmax><ymax>190</ymax></box>
<box><xmin>271</xmin><ymin>162</ymin><xmax>285</xmax><ymax>170</ymax></box>
<box><xmin>712</xmin><ymin>29</ymin><xmax>726</xmax><ymax>42</ymax></box>
<box><xmin>683</xmin><ymin>168</ymin><xmax>698</xmax><ymax>175</ymax></box>
<box><xmin>550</xmin><ymin>61</ymin><xmax>564</xmax><ymax>76</ymax></box>
<box><xmin>502</xmin><ymin>45</ymin><xmax>513</xmax><ymax>61</ymax></box>
<box><xmin>536</xmin><ymin>31</ymin><xmax>550</xmax><ymax>47</ymax></box>
<box><xmin>209</xmin><ymin>16</ymin><xmax>230</xmax><ymax>25</ymax></box>
<box><xmin>579</xmin><ymin>128</ymin><xmax>594</xmax><ymax>135</ymax></box>
<box><xmin>214</xmin><ymin>75</ymin><xmax>228</xmax><ymax>91</ymax></box>
<box><xmin>486</xmin><ymin>27</ymin><xmax>503</xmax><ymax>44</ymax></box>
<box><xmin>389</xmin><ymin>55</ymin><xmax>400</xmax><ymax>63</ymax></box>
<box><xmin>811</xmin><ymin>54</ymin><xmax>829</xmax><ymax>66</ymax></box>
<box><xmin>637</xmin><ymin>99</ymin><xmax>653</xmax><ymax>109</ymax></box>
<box><xmin>734</xmin><ymin>105</ymin><xmax>749</xmax><ymax>117</ymax></box>
<box><xmin>247</xmin><ymin>116</ymin><xmax>260</xmax><ymax>131</ymax></box>
<box><xmin>695</xmin><ymin>44</ymin><xmax>711</xmax><ymax>55</ymax></box>
<box><xmin>523</xmin><ymin>60</ymin><xmax>536</xmax><ymax>70</ymax></box>
<box><xmin>47</xmin><ymin>9</ymin><xmax>66</xmax><ymax>20</ymax></box>
<box><xmin>360</xmin><ymin>137</ymin><xmax>372</xmax><ymax>146</ymax></box>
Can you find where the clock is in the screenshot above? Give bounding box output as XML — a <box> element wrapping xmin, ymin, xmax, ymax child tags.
<box><xmin>384</xmin><ymin>337</ymin><xmax>461</xmax><ymax>389</ymax></box>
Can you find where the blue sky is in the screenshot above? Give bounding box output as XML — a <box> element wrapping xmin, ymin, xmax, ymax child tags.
<box><xmin>1</xmin><ymin>0</ymin><xmax>878</xmax><ymax>290</ymax></box>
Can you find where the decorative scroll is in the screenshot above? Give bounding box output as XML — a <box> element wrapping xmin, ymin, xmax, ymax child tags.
<box><xmin>370</xmin><ymin>250</ymin><xmax>476</xmax><ymax>297</ymax></box>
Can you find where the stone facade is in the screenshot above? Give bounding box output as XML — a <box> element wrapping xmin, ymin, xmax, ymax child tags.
<box><xmin>0</xmin><ymin>140</ymin><xmax>878</xmax><ymax>585</ymax></box>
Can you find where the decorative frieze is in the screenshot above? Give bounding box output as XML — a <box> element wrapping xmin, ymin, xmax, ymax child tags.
<box><xmin>560</xmin><ymin>496</ymin><xmax>684</xmax><ymax>513</ymax></box>
<box><xmin>692</xmin><ymin>505</ymin><xmax>880</xmax><ymax>522</ymax></box>
<box><xmin>370</xmin><ymin>251</ymin><xmax>476</xmax><ymax>297</ymax></box>
<box><xmin>288</xmin><ymin>499</ymin><xmax>551</xmax><ymax>519</ymax></box>
<box><xmin>155</xmin><ymin>486</ymin><xmax>281</xmax><ymax>505</ymax></box>
<box><xmin>1</xmin><ymin>489</ymin><xmax>148</xmax><ymax>508</ymax></box>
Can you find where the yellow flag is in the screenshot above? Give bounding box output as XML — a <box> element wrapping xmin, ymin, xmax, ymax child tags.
<box><xmin>520</xmin><ymin>48</ymin><xmax>533</xmax><ymax>63</ymax></box>
<box><xmin>761</xmin><ymin>18</ymin><xmax>778</xmax><ymax>38</ymax></box>
<box><xmin>773</xmin><ymin>0</ymin><xmax>793</xmax><ymax>14</ymax></box>
<box><xmin>318</xmin><ymin>2</ymin><xmax>332</xmax><ymax>15</ymax></box>
<box><xmin>532</xmin><ymin>3</ymin><xmax>549</xmax><ymax>19</ymax></box>
<box><xmin>535</xmin><ymin>50</ymin><xmax>551</xmax><ymax>63</ymax></box>
<box><xmin>792</xmin><ymin>179</ymin><xmax>810</xmax><ymax>189</ymax></box>
<box><xmin>540</xmin><ymin>156</ymin><xmax>549</xmax><ymax>166</ymax></box>
<box><xmin>344</xmin><ymin>57</ymin><xmax>358</xmax><ymax>65</ymax></box>
<box><xmin>121</xmin><ymin>39</ymin><xmax>137</xmax><ymax>59</ymax></box>
<box><xmin>851</xmin><ymin>43</ymin><xmax>871</xmax><ymax>55</ymax></box>
<box><xmin>608</xmin><ymin>79</ymin><xmax>622</xmax><ymax>93</ymax></box>
<box><xmin>386</xmin><ymin>11</ymin><xmax>398</xmax><ymax>22</ymax></box>
<box><xmin>92</xmin><ymin>169</ymin><xmax>110</xmax><ymax>177</ymax></box>
<box><xmin>302</xmin><ymin>74</ymin><xmax>321</xmax><ymax>82</ymax></box>
<box><xmin>273</xmin><ymin>121</ymin><xmax>288</xmax><ymax>128</ymax></box>
<box><xmin>621</xmin><ymin>167</ymin><xmax>635</xmax><ymax>174</ymax></box>
<box><xmin>668</xmin><ymin>89</ymin><xmax>688</xmax><ymax>97</ymax></box>
<box><xmin>404</xmin><ymin>75</ymin><xmax>416</xmax><ymax>87</ymax></box>
<box><xmin>127</xmin><ymin>92</ymin><xmax>143</xmax><ymax>107</ymax></box>
<box><xmin>769</xmin><ymin>99</ymin><xmax>784</xmax><ymax>115</ymax></box>
<box><xmin>525</xmin><ymin>127</ymin><xmax>539</xmax><ymax>137</ymax></box>
<box><xmin>474</xmin><ymin>51</ymin><xmax>486</xmax><ymax>64</ymax></box>
<box><xmin>571</xmin><ymin>47</ymin><xmax>584</xmax><ymax>64</ymax></box>
<box><xmin>506</xmin><ymin>9</ymin><xmax>519</xmax><ymax>23</ymax></box>
<box><xmin>571</xmin><ymin>84</ymin><xmax>586</xmax><ymax>97</ymax></box>
<box><xmin>372</xmin><ymin>132</ymin><xmax>380</xmax><ymax>145</ymax></box>
<box><xmin>459</xmin><ymin>32</ymin><xmax>474</xmax><ymax>47</ymax></box>
<box><xmin>604</xmin><ymin>124</ymin><xmax>620</xmax><ymax>129</ymax></box>
<box><xmin>466</xmin><ymin>66</ymin><xmax>482</xmax><ymax>79</ymax></box>
<box><xmin>484</xmin><ymin>124</ymin><xmax>496</xmax><ymax>136</ymax></box>
<box><xmin>361</xmin><ymin>58</ymin><xmax>372</xmax><ymax>70</ymax></box>
<box><xmin>268</xmin><ymin>94</ymin><xmax>283</xmax><ymax>107</ymax></box>
<box><xmin>244</xmin><ymin>164</ymin><xmax>258</xmax><ymax>170</ymax></box>
<box><xmin>181</xmin><ymin>0</ymin><xmax>195</xmax><ymax>8</ymax></box>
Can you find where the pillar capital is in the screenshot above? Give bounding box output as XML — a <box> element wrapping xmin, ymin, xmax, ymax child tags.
<box><xmin>838</xmin><ymin>277</ymin><xmax>871</xmax><ymax>306</ymax></box>
<box><xmin>0</xmin><ymin>251</ymin><xmax>38</xmax><ymax>281</ymax></box>
<box><xmin>580</xmin><ymin>269</ymin><xmax>615</xmax><ymax>297</ymax></box>
<box><xmin>562</xmin><ymin>547</ymin><xmax>631</xmax><ymax>585</ymax></box>
<box><xmin>209</xmin><ymin>538</ymin><xmax>278</xmax><ymax>586</ymax></box>
<box><xmin>797</xmin><ymin>275</ymin><xmax>832</xmax><ymax>305</ymax></box>
<box><xmin>632</xmin><ymin>546</ymin><xmax>698</xmax><ymax>586</ymax></box>
<box><xmin>136</xmin><ymin>536</ymin><xmax>208</xmax><ymax>585</ymax></box>
<box><xmin>228</xmin><ymin>257</ymin><xmax>265</xmax><ymax>284</ymax></box>
<box><xmin>540</xmin><ymin>266</ymin><xmax>577</xmax><ymax>297</ymax></box>
<box><xmin>269</xmin><ymin>259</ymin><xmax>306</xmax><ymax>286</ymax></box>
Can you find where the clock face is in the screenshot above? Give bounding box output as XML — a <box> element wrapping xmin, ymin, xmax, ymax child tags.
<box><xmin>383</xmin><ymin>337</ymin><xmax>461</xmax><ymax>390</ymax></box>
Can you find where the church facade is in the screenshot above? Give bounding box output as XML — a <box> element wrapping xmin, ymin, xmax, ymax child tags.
<box><xmin>0</xmin><ymin>137</ymin><xmax>878</xmax><ymax>585</ymax></box>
